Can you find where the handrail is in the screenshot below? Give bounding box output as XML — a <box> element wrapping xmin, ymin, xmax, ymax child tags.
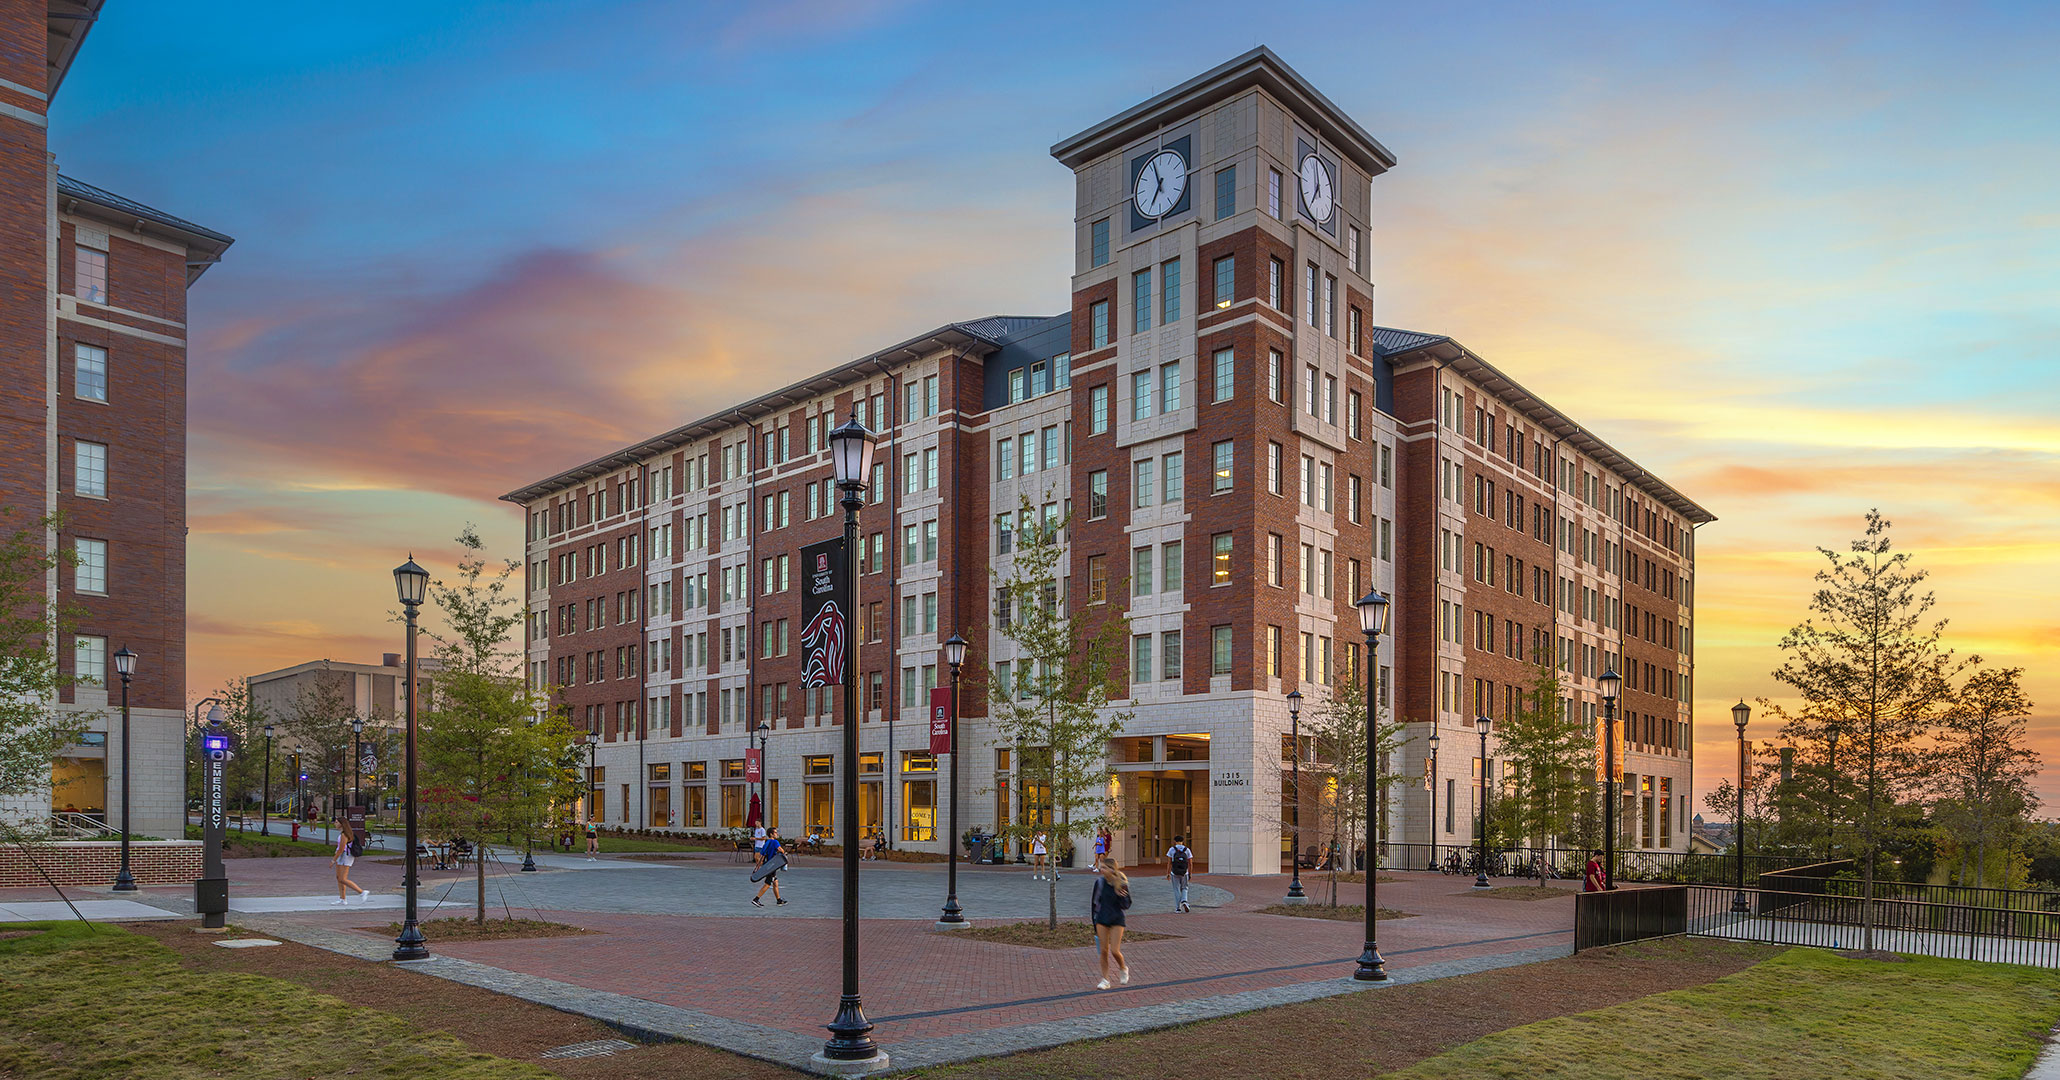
<box><xmin>46</xmin><ymin>813</ymin><xmax>120</xmax><ymax>839</ymax></box>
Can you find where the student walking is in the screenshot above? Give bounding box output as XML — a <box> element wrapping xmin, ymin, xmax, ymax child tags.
<box><xmin>1583</xmin><ymin>849</ymin><xmax>1607</xmax><ymax>892</ymax></box>
<box><xmin>1089</xmin><ymin>856</ymin><xmax>1131</xmax><ymax>989</ymax></box>
<box><xmin>1166</xmin><ymin>835</ymin><xmax>1194</xmax><ymax>913</ymax></box>
<box><xmin>1031</xmin><ymin>830</ymin><xmax>1049</xmax><ymax>879</ymax></box>
<box><xmin>331</xmin><ymin>815</ymin><xmax>370</xmax><ymax>904</ymax></box>
<box><xmin>1094</xmin><ymin>827</ymin><xmax>1111</xmax><ymax>862</ymax></box>
<box><xmin>751</xmin><ymin>828</ymin><xmax>790</xmax><ymax>907</ymax></box>
<box><xmin>584</xmin><ymin>821</ymin><xmax>600</xmax><ymax>861</ymax></box>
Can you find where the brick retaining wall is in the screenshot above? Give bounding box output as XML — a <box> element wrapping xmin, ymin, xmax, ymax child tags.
<box><xmin>0</xmin><ymin>840</ymin><xmax>202</xmax><ymax>888</ymax></box>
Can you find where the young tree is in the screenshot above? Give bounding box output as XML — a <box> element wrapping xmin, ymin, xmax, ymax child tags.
<box><xmin>0</xmin><ymin>515</ymin><xmax>89</xmax><ymax>841</ymax></box>
<box><xmin>1763</xmin><ymin>511</ymin><xmax>1963</xmax><ymax>951</ymax></box>
<box><xmin>1304</xmin><ymin>675</ymin><xmax>1410</xmax><ymax>907</ymax></box>
<box><xmin>987</xmin><ymin>502</ymin><xmax>1130</xmax><ymax>930</ymax></box>
<box><xmin>183</xmin><ymin>680</ymin><xmax>281</xmax><ymax>819</ymax></box>
<box><xmin>1491</xmin><ymin>662</ymin><xmax>1598</xmax><ymax>867</ymax></box>
<box><xmin>284</xmin><ymin>673</ymin><xmax>356</xmax><ymax>821</ymax></box>
<box><xmin>1929</xmin><ymin>666</ymin><xmax>2039</xmax><ymax>889</ymax></box>
<box><xmin>418</xmin><ymin>526</ymin><xmax>577</xmax><ymax>923</ymax></box>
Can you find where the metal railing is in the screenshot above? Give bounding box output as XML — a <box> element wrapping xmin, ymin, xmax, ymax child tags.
<box><xmin>1685</xmin><ymin>884</ymin><xmax>2060</xmax><ymax>968</ymax></box>
<box><xmin>1377</xmin><ymin>843</ymin><xmax>1821</xmax><ymax>885</ymax></box>
<box><xmin>46</xmin><ymin>813</ymin><xmax>118</xmax><ymax>839</ymax></box>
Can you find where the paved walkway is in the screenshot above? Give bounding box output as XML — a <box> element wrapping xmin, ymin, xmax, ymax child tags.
<box><xmin>1</xmin><ymin>852</ymin><xmax>1576</xmax><ymax>1074</ymax></box>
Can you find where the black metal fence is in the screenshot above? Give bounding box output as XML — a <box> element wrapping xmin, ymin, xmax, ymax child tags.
<box><xmin>1574</xmin><ymin>885</ymin><xmax>1687</xmax><ymax>951</ymax></box>
<box><xmin>1378</xmin><ymin>843</ymin><xmax>1823</xmax><ymax>886</ymax></box>
<box><xmin>1684</xmin><ymin>884</ymin><xmax>2060</xmax><ymax>968</ymax></box>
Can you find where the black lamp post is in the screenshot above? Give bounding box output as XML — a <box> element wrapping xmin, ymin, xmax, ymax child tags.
<box><xmin>755</xmin><ymin>721</ymin><xmax>772</xmax><ymax>829</ymax></box>
<box><xmin>938</xmin><ymin>633</ymin><xmax>969</xmax><ymax>928</ymax></box>
<box><xmin>392</xmin><ymin>556</ymin><xmax>431</xmax><ymax>962</ymax></box>
<box><xmin>261</xmin><ymin>723</ymin><xmax>275</xmax><ymax>836</ymax></box>
<box><xmin>1599</xmin><ymin>666</ymin><xmax>1621</xmax><ymax>890</ymax></box>
<box><xmin>1426</xmin><ymin>730</ymin><xmax>1440</xmax><ymax>871</ymax></box>
<box><xmin>111</xmin><ymin>646</ymin><xmax>138</xmax><ymax>892</ymax></box>
<box><xmin>1351</xmin><ymin>589</ymin><xmax>1389</xmax><ymax>982</ymax></box>
<box><xmin>1732</xmin><ymin>699</ymin><xmax>1751</xmax><ymax>913</ymax></box>
<box><xmin>819</xmin><ymin>413</ymin><xmax>884</xmax><ymax>1068</ymax></box>
<box><xmin>351</xmin><ymin>717</ymin><xmax>364</xmax><ymax>814</ymax></box>
<box><xmin>1286</xmin><ymin>689</ymin><xmax>1306</xmax><ymax>903</ymax></box>
<box><xmin>1473</xmin><ymin>714</ymin><xmax>1492</xmax><ymax>890</ymax></box>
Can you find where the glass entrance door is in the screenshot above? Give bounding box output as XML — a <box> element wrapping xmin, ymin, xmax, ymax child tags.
<box><xmin>1137</xmin><ymin>775</ymin><xmax>1192</xmax><ymax>863</ymax></box>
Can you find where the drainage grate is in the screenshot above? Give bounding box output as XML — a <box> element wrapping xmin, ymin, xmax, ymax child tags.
<box><xmin>540</xmin><ymin>1038</ymin><xmax>636</xmax><ymax>1060</ymax></box>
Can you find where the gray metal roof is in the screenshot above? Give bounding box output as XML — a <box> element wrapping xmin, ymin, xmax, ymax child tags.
<box><xmin>47</xmin><ymin>1</ymin><xmax>102</xmax><ymax>99</ymax></box>
<box><xmin>58</xmin><ymin>174</ymin><xmax>234</xmax><ymax>284</ymax></box>
<box><xmin>1370</xmin><ymin>324</ymin><xmax>1715</xmax><ymax>525</ymax></box>
<box><xmin>1052</xmin><ymin>46</ymin><xmax>1397</xmax><ymax>177</ymax></box>
<box><xmin>58</xmin><ymin>175</ymin><xmax>233</xmax><ymax>244</ymax></box>
<box><xmin>501</xmin><ymin>315</ymin><xmax>1044</xmax><ymax>504</ymax></box>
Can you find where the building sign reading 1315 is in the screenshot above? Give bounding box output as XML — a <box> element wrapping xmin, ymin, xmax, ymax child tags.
<box><xmin>1213</xmin><ymin>770</ymin><xmax>1246</xmax><ymax>788</ymax></box>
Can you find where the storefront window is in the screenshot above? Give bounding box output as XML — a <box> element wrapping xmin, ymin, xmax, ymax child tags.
<box><xmin>902</xmin><ymin>779</ymin><xmax>935</xmax><ymax>841</ymax></box>
<box><xmin>721</xmin><ymin>784</ymin><xmax>744</xmax><ymax>828</ymax></box>
<box><xmin>685</xmin><ymin>785</ymin><xmax>706</xmax><ymax>828</ymax></box>
<box><xmin>805</xmin><ymin>782</ymin><xmax>833</xmax><ymax>837</ymax></box>
<box><xmin>649</xmin><ymin>786</ymin><xmax>670</xmax><ymax>827</ymax></box>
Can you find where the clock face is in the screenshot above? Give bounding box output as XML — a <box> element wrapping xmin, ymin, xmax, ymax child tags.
<box><xmin>1299</xmin><ymin>153</ymin><xmax>1335</xmax><ymax>224</ymax></box>
<box><xmin>1133</xmin><ymin>149</ymin><xmax>1188</xmax><ymax>219</ymax></box>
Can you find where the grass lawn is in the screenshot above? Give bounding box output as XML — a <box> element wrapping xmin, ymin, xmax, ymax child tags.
<box><xmin>950</xmin><ymin>921</ymin><xmax>1180</xmax><ymax>949</ymax></box>
<box><xmin>1385</xmin><ymin>947</ymin><xmax>2060</xmax><ymax>1080</ymax></box>
<box><xmin>0</xmin><ymin>922</ymin><xmax>552</xmax><ymax>1078</ymax></box>
<box><xmin>1254</xmin><ymin>903</ymin><xmax>1415</xmax><ymax>921</ymax></box>
<box><xmin>184</xmin><ymin>825</ymin><xmax>335</xmax><ymax>857</ymax></box>
<box><xmin>370</xmin><ymin>917</ymin><xmax>592</xmax><ymax>943</ymax></box>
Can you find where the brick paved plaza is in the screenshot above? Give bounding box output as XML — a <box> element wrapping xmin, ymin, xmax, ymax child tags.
<box><xmin>6</xmin><ymin>849</ymin><xmax>1577</xmax><ymax>1069</ymax></box>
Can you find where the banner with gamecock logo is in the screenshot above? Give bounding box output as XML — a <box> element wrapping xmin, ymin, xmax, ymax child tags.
<box><xmin>800</xmin><ymin>537</ymin><xmax>848</xmax><ymax>688</ymax></box>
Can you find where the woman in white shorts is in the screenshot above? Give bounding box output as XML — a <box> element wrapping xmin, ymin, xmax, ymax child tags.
<box><xmin>331</xmin><ymin>815</ymin><xmax>370</xmax><ymax>904</ymax></box>
<box><xmin>1032</xmin><ymin>830</ymin><xmax>1049</xmax><ymax>880</ymax></box>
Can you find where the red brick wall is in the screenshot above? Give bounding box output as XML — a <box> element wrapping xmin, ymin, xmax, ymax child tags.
<box><xmin>0</xmin><ymin>0</ymin><xmax>46</xmax><ymax>590</ymax></box>
<box><xmin>0</xmin><ymin>841</ymin><xmax>203</xmax><ymax>888</ymax></box>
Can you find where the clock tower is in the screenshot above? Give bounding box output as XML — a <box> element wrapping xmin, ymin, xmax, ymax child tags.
<box><xmin>1049</xmin><ymin>47</ymin><xmax>1400</xmax><ymax>876</ymax></box>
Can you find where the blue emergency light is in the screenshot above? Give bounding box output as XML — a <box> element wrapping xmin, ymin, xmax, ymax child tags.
<box><xmin>202</xmin><ymin>733</ymin><xmax>229</xmax><ymax>754</ymax></box>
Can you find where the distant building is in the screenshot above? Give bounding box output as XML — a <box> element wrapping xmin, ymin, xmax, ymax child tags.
<box><xmin>246</xmin><ymin>656</ymin><xmax>438</xmax><ymax>817</ymax></box>
<box><xmin>1689</xmin><ymin>813</ymin><xmax>1734</xmax><ymax>854</ymax></box>
<box><xmin>2</xmin><ymin>2</ymin><xmax>235</xmax><ymax>839</ymax></box>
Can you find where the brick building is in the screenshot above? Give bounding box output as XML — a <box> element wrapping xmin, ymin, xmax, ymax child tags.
<box><xmin>502</xmin><ymin>48</ymin><xmax>1709</xmax><ymax>874</ymax></box>
<box><xmin>0</xmin><ymin>2</ymin><xmax>233</xmax><ymax>839</ymax></box>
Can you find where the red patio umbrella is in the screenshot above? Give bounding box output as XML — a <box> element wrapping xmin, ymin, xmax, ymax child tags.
<box><xmin>746</xmin><ymin>792</ymin><xmax>763</xmax><ymax>828</ymax></box>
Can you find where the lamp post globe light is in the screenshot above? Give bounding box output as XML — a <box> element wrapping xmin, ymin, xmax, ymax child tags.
<box><xmin>1598</xmin><ymin>666</ymin><xmax>1622</xmax><ymax>891</ymax></box>
<box><xmin>392</xmin><ymin>556</ymin><xmax>431</xmax><ymax>963</ymax></box>
<box><xmin>1731</xmin><ymin>700</ymin><xmax>1752</xmax><ymax>914</ymax></box>
<box><xmin>819</xmin><ymin>413</ymin><xmax>885</xmax><ymax>1069</ymax></box>
<box><xmin>261</xmin><ymin>723</ymin><xmax>275</xmax><ymax>837</ymax></box>
<box><xmin>1473</xmin><ymin>715</ymin><xmax>1493</xmax><ymax>891</ymax></box>
<box><xmin>1426</xmin><ymin>731</ymin><xmax>1440</xmax><ymax>870</ymax></box>
<box><xmin>1351</xmin><ymin>588</ymin><xmax>1389</xmax><ymax>982</ymax></box>
<box><xmin>1285</xmin><ymin>689</ymin><xmax>1306</xmax><ymax>904</ymax></box>
<box><xmin>938</xmin><ymin>633</ymin><xmax>970</xmax><ymax>929</ymax></box>
<box><xmin>111</xmin><ymin>646</ymin><xmax>138</xmax><ymax>892</ymax></box>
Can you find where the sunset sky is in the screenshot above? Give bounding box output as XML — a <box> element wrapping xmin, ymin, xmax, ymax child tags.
<box><xmin>52</xmin><ymin>1</ymin><xmax>2058</xmax><ymax>810</ymax></box>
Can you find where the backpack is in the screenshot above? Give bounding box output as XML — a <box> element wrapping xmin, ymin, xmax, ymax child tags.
<box><xmin>1170</xmin><ymin>846</ymin><xmax>1190</xmax><ymax>876</ymax></box>
<box><xmin>348</xmin><ymin>835</ymin><xmax>365</xmax><ymax>857</ymax></box>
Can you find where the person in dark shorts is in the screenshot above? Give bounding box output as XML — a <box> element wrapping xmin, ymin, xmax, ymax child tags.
<box><xmin>753</xmin><ymin>828</ymin><xmax>789</xmax><ymax>907</ymax></box>
<box><xmin>1089</xmin><ymin>856</ymin><xmax>1131</xmax><ymax>989</ymax></box>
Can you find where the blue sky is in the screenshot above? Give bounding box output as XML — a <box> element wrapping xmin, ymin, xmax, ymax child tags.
<box><xmin>50</xmin><ymin>1</ymin><xmax>2060</xmax><ymax>807</ymax></box>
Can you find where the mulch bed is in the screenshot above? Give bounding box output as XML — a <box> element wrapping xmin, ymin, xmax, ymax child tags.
<box><xmin>1462</xmin><ymin>886</ymin><xmax>1577</xmax><ymax>901</ymax></box>
<box><xmin>126</xmin><ymin>922</ymin><xmax>796</xmax><ymax>1079</ymax></box>
<box><xmin>1254</xmin><ymin>904</ymin><xmax>1415</xmax><ymax>922</ymax></box>
<box><xmin>364</xmin><ymin>918</ymin><xmax>593</xmax><ymax>943</ymax></box>
<box><xmin>948</xmin><ymin>921</ymin><xmax>1180</xmax><ymax>950</ymax></box>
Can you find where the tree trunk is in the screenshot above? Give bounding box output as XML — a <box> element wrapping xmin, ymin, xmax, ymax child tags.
<box><xmin>476</xmin><ymin>838</ymin><xmax>487</xmax><ymax>925</ymax></box>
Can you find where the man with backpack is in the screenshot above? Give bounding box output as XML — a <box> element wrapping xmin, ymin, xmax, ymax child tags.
<box><xmin>1166</xmin><ymin>835</ymin><xmax>1194</xmax><ymax>913</ymax></box>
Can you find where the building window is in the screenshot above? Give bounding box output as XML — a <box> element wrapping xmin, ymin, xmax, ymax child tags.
<box><xmin>1161</xmin><ymin>258</ymin><xmax>1182</xmax><ymax>324</ymax></box>
<box><xmin>1211</xmin><ymin>348</ymin><xmax>1234</xmax><ymax>403</ymax></box>
<box><xmin>1348</xmin><ymin>390</ymin><xmax>1362</xmax><ymax>439</ymax></box>
<box><xmin>1325</xmin><ymin>374</ymin><xmax>1338</xmax><ymax>425</ymax></box>
<box><xmin>76</xmin><ymin>245</ymin><xmax>107</xmax><ymax>304</ymax></box>
<box><xmin>1132</xmin><ymin>634</ymin><xmax>1152</xmax><ymax>686</ymax></box>
<box><xmin>1214</xmin><ymin>165</ymin><xmax>1236</xmax><ymax>220</ymax></box>
<box><xmin>1212</xmin><ymin>440</ymin><xmax>1233</xmax><ymax>493</ymax></box>
<box><xmin>997</xmin><ymin>437</ymin><xmax>1013</xmax><ymax>479</ymax></box>
<box><xmin>1090</xmin><ymin>218</ymin><xmax>1109</xmax><ymax>267</ymax></box>
<box><xmin>1131</xmin><ymin>370</ymin><xmax>1153</xmax><ymax>422</ymax></box>
<box><xmin>1008</xmin><ymin>370</ymin><xmax>1026</xmax><ymax>404</ymax></box>
<box><xmin>1163</xmin><ymin>451</ymin><xmax>1184</xmax><ymax>502</ymax></box>
<box><xmin>1267</xmin><ymin>625</ymin><xmax>1281</xmax><ymax>678</ymax></box>
<box><xmin>1323</xmin><ymin>274</ymin><xmax>1337</xmax><ymax>336</ymax></box>
<box><xmin>1348</xmin><ymin>306</ymin><xmax>1363</xmax><ymax>356</ymax></box>
<box><xmin>1268</xmin><ymin>257</ymin><xmax>1284</xmax><ymax>309</ymax></box>
<box><xmin>74</xmin><ymin>441</ymin><xmax>107</xmax><ymax>498</ymax></box>
<box><xmin>1087</xmin><ymin>470</ymin><xmax>1108</xmax><ymax>519</ymax></box>
<box><xmin>1133</xmin><ymin>459</ymin><xmax>1155</xmax><ymax>507</ymax></box>
<box><xmin>1132</xmin><ymin>269</ymin><xmax>1151</xmax><ymax>333</ymax></box>
<box><xmin>1132</xmin><ymin>547</ymin><xmax>1153</xmax><ymax>597</ymax></box>
<box><xmin>1268</xmin><ymin>350</ymin><xmax>1283</xmax><ymax>402</ymax></box>
<box><xmin>1304</xmin><ymin>262</ymin><xmax>1319</xmax><ymax>325</ymax></box>
<box><xmin>75</xmin><ymin>344</ymin><xmax>107</xmax><ymax>402</ymax></box>
<box><xmin>1162</xmin><ymin>541</ymin><xmax>1183</xmax><ymax>593</ymax></box>
<box><xmin>1348</xmin><ymin>225</ymin><xmax>1363</xmax><ymax>274</ymax></box>
<box><xmin>1267</xmin><ymin>533</ymin><xmax>1282</xmax><ymax>587</ymax></box>
<box><xmin>73</xmin><ymin>634</ymin><xmax>106</xmax><ymax>686</ymax></box>
<box><xmin>1090</xmin><ymin>300</ymin><xmax>1110</xmax><ymax>349</ymax></box>
<box><xmin>1211</xmin><ymin>625</ymin><xmax>1232</xmax><ymax>676</ymax></box>
<box><xmin>1054</xmin><ymin>353</ymin><xmax>1070</xmax><ymax>388</ymax></box>
<box><xmin>1268</xmin><ymin>168</ymin><xmax>1283</xmax><ymax>217</ymax></box>
<box><xmin>1160</xmin><ymin>361</ymin><xmax>1182</xmax><ymax>413</ymax></box>
<box><xmin>74</xmin><ymin>538</ymin><xmax>107</xmax><ymax>594</ymax></box>
<box><xmin>1162</xmin><ymin>630</ymin><xmax>1182</xmax><ymax>681</ymax></box>
<box><xmin>1087</xmin><ymin>555</ymin><xmax>1107</xmax><ymax>603</ymax></box>
<box><xmin>1090</xmin><ymin>385</ymin><xmax>1109</xmax><ymax>434</ymax></box>
<box><xmin>1268</xmin><ymin>442</ymin><xmax>1282</xmax><ymax>495</ymax></box>
<box><xmin>1213</xmin><ymin>255</ymin><xmax>1234</xmax><ymax>309</ymax></box>
<box><xmin>1031</xmin><ymin>361</ymin><xmax>1048</xmax><ymax>396</ymax></box>
<box><xmin>1211</xmin><ymin>532</ymin><xmax>1232</xmax><ymax>585</ymax></box>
